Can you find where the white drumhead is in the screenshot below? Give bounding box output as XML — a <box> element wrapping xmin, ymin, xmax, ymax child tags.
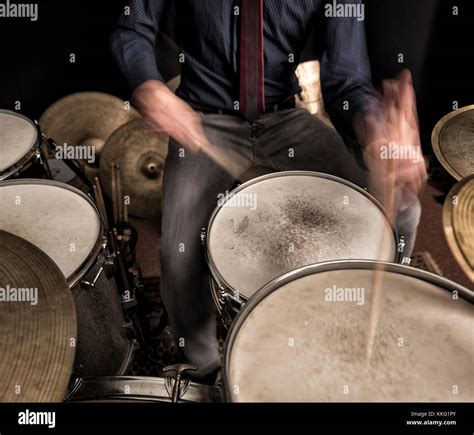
<box><xmin>0</xmin><ymin>181</ymin><xmax>101</xmax><ymax>280</ymax></box>
<box><xmin>226</xmin><ymin>266</ymin><xmax>474</xmax><ymax>402</ymax></box>
<box><xmin>0</xmin><ymin>111</ymin><xmax>38</xmax><ymax>173</ymax></box>
<box><xmin>208</xmin><ymin>173</ymin><xmax>396</xmax><ymax>298</ymax></box>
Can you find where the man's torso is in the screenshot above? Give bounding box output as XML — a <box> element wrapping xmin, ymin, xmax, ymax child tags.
<box><xmin>172</xmin><ymin>0</ymin><xmax>324</xmax><ymax>110</ymax></box>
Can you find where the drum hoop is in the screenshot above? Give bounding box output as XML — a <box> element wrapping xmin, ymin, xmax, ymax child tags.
<box><xmin>222</xmin><ymin>259</ymin><xmax>474</xmax><ymax>400</ymax></box>
<box><xmin>206</xmin><ymin>171</ymin><xmax>401</xmax><ymax>302</ymax></box>
<box><xmin>0</xmin><ymin>110</ymin><xmax>42</xmax><ymax>180</ymax></box>
<box><xmin>0</xmin><ymin>178</ymin><xmax>106</xmax><ymax>287</ymax></box>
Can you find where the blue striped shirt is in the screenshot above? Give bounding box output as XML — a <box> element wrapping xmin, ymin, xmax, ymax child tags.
<box><xmin>110</xmin><ymin>0</ymin><xmax>379</xmax><ymax>139</ymax></box>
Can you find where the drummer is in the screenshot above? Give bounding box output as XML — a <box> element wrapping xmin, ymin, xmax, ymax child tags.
<box><xmin>110</xmin><ymin>0</ymin><xmax>427</xmax><ymax>383</ymax></box>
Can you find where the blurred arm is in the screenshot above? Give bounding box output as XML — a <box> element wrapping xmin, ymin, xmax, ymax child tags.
<box><xmin>319</xmin><ymin>0</ymin><xmax>387</xmax><ymax>151</ymax></box>
<box><xmin>110</xmin><ymin>0</ymin><xmax>168</xmax><ymax>91</ymax></box>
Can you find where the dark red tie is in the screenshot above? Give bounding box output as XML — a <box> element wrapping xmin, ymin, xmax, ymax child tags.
<box><xmin>240</xmin><ymin>0</ymin><xmax>265</xmax><ymax>121</ymax></box>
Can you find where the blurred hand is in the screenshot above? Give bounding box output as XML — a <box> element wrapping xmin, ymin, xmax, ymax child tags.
<box><xmin>132</xmin><ymin>80</ymin><xmax>209</xmax><ymax>153</ymax></box>
<box><xmin>358</xmin><ymin>70</ymin><xmax>427</xmax><ymax>210</ymax></box>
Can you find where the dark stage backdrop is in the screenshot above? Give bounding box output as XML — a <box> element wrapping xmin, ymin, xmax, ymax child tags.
<box><xmin>0</xmin><ymin>0</ymin><xmax>472</xmax><ymax>154</ymax></box>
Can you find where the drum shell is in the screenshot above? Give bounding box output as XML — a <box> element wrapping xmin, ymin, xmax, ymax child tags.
<box><xmin>66</xmin><ymin>376</ymin><xmax>222</xmax><ymax>403</ymax></box>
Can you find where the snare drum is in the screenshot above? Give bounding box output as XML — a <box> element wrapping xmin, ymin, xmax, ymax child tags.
<box><xmin>224</xmin><ymin>261</ymin><xmax>474</xmax><ymax>402</ymax></box>
<box><xmin>0</xmin><ymin>179</ymin><xmax>134</xmax><ymax>379</ymax></box>
<box><xmin>0</xmin><ymin>110</ymin><xmax>49</xmax><ymax>180</ymax></box>
<box><xmin>66</xmin><ymin>376</ymin><xmax>221</xmax><ymax>403</ymax></box>
<box><xmin>205</xmin><ymin>171</ymin><xmax>399</xmax><ymax>323</ymax></box>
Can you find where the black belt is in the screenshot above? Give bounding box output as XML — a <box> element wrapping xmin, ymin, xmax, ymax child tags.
<box><xmin>192</xmin><ymin>95</ymin><xmax>296</xmax><ymax>118</ymax></box>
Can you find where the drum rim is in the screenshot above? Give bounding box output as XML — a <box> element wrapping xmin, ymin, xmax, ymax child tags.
<box><xmin>431</xmin><ymin>104</ymin><xmax>474</xmax><ymax>181</ymax></box>
<box><xmin>0</xmin><ymin>109</ymin><xmax>42</xmax><ymax>179</ymax></box>
<box><xmin>205</xmin><ymin>170</ymin><xmax>401</xmax><ymax>303</ymax></box>
<box><xmin>222</xmin><ymin>259</ymin><xmax>474</xmax><ymax>401</ymax></box>
<box><xmin>442</xmin><ymin>174</ymin><xmax>474</xmax><ymax>281</ymax></box>
<box><xmin>0</xmin><ymin>178</ymin><xmax>106</xmax><ymax>287</ymax></box>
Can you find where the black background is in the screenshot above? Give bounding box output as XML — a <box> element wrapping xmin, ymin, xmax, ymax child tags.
<box><xmin>0</xmin><ymin>0</ymin><xmax>472</xmax><ymax>155</ymax></box>
<box><xmin>1</xmin><ymin>402</ymin><xmax>473</xmax><ymax>429</ymax></box>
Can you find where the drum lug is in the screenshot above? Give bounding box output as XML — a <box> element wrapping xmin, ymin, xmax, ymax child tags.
<box><xmin>79</xmin><ymin>253</ymin><xmax>115</xmax><ymax>289</ymax></box>
<box><xmin>221</xmin><ymin>306</ymin><xmax>233</xmax><ymax>329</ymax></box>
<box><xmin>123</xmin><ymin>320</ymin><xmax>137</xmax><ymax>339</ymax></box>
<box><xmin>163</xmin><ymin>364</ymin><xmax>197</xmax><ymax>403</ymax></box>
<box><xmin>220</xmin><ymin>290</ymin><xmax>243</xmax><ymax>328</ymax></box>
<box><xmin>80</xmin><ymin>266</ymin><xmax>104</xmax><ymax>290</ymax></box>
<box><xmin>200</xmin><ymin>228</ymin><xmax>207</xmax><ymax>245</ymax></box>
<box><xmin>103</xmin><ymin>255</ymin><xmax>116</xmax><ymax>279</ymax></box>
<box><xmin>397</xmin><ymin>236</ymin><xmax>406</xmax><ymax>254</ymax></box>
<box><xmin>64</xmin><ymin>377</ymin><xmax>84</xmax><ymax>402</ymax></box>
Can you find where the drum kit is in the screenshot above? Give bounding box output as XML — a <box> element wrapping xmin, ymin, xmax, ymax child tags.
<box><xmin>0</xmin><ymin>78</ymin><xmax>473</xmax><ymax>403</ymax></box>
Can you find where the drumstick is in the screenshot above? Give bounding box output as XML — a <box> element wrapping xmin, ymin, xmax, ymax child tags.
<box><xmin>123</xmin><ymin>193</ymin><xmax>129</xmax><ymax>223</ymax></box>
<box><xmin>114</xmin><ymin>163</ymin><xmax>122</xmax><ymax>222</ymax></box>
<box><xmin>111</xmin><ymin>163</ymin><xmax>119</xmax><ymax>224</ymax></box>
<box><xmin>116</xmin><ymin>163</ymin><xmax>124</xmax><ymax>222</ymax></box>
<box><xmin>200</xmin><ymin>142</ymin><xmax>233</xmax><ymax>171</ymax></box>
<box><xmin>123</xmin><ymin>201</ymin><xmax>129</xmax><ymax>224</ymax></box>
<box><xmin>145</xmin><ymin>117</ymin><xmax>242</xmax><ymax>177</ymax></box>
<box><xmin>365</xmin><ymin>158</ymin><xmax>396</xmax><ymax>362</ymax></box>
<box><xmin>199</xmin><ymin>141</ymin><xmax>248</xmax><ymax>179</ymax></box>
<box><xmin>93</xmin><ymin>177</ymin><xmax>109</xmax><ymax>232</ymax></box>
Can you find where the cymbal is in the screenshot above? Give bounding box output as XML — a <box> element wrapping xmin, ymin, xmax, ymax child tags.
<box><xmin>443</xmin><ymin>175</ymin><xmax>474</xmax><ymax>281</ymax></box>
<box><xmin>40</xmin><ymin>92</ymin><xmax>141</xmax><ymax>164</ymax></box>
<box><xmin>0</xmin><ymin>230</ymin><xmax>76</xmax><ymax>402</ymax></box>
<box><xmin>100</xmin><ymin>119</ymin><xmax>169</xmax><ymax>219</ymax></box>
<box><xmin>432</xmin><ymin>105</ymin><xmax>474</xmax><ymax>180</ymax></box>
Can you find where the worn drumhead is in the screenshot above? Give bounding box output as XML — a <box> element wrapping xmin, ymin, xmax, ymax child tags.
<box><xmin>208</xmin><ymin>172</ymin><xmax>396</xmax><ymax>299</ymax></box>
<box><xmin>0</xmin><ymin>180</ymin><xmax>101</xmax><ymax>281</ymax></box>
<box><xmin>225</xmin><ymin>262</ymin><xmax>473</xmax><ymax>402</ymax></box>
<box><xmin>432</xmin><ymin>105</ymin><xmax>474</xmax><ymax>180</ymax></box>
<box><xmin>0</xmin><ymin>110</ymin><xmax>38</xmax><ymax>173</ymax></box>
